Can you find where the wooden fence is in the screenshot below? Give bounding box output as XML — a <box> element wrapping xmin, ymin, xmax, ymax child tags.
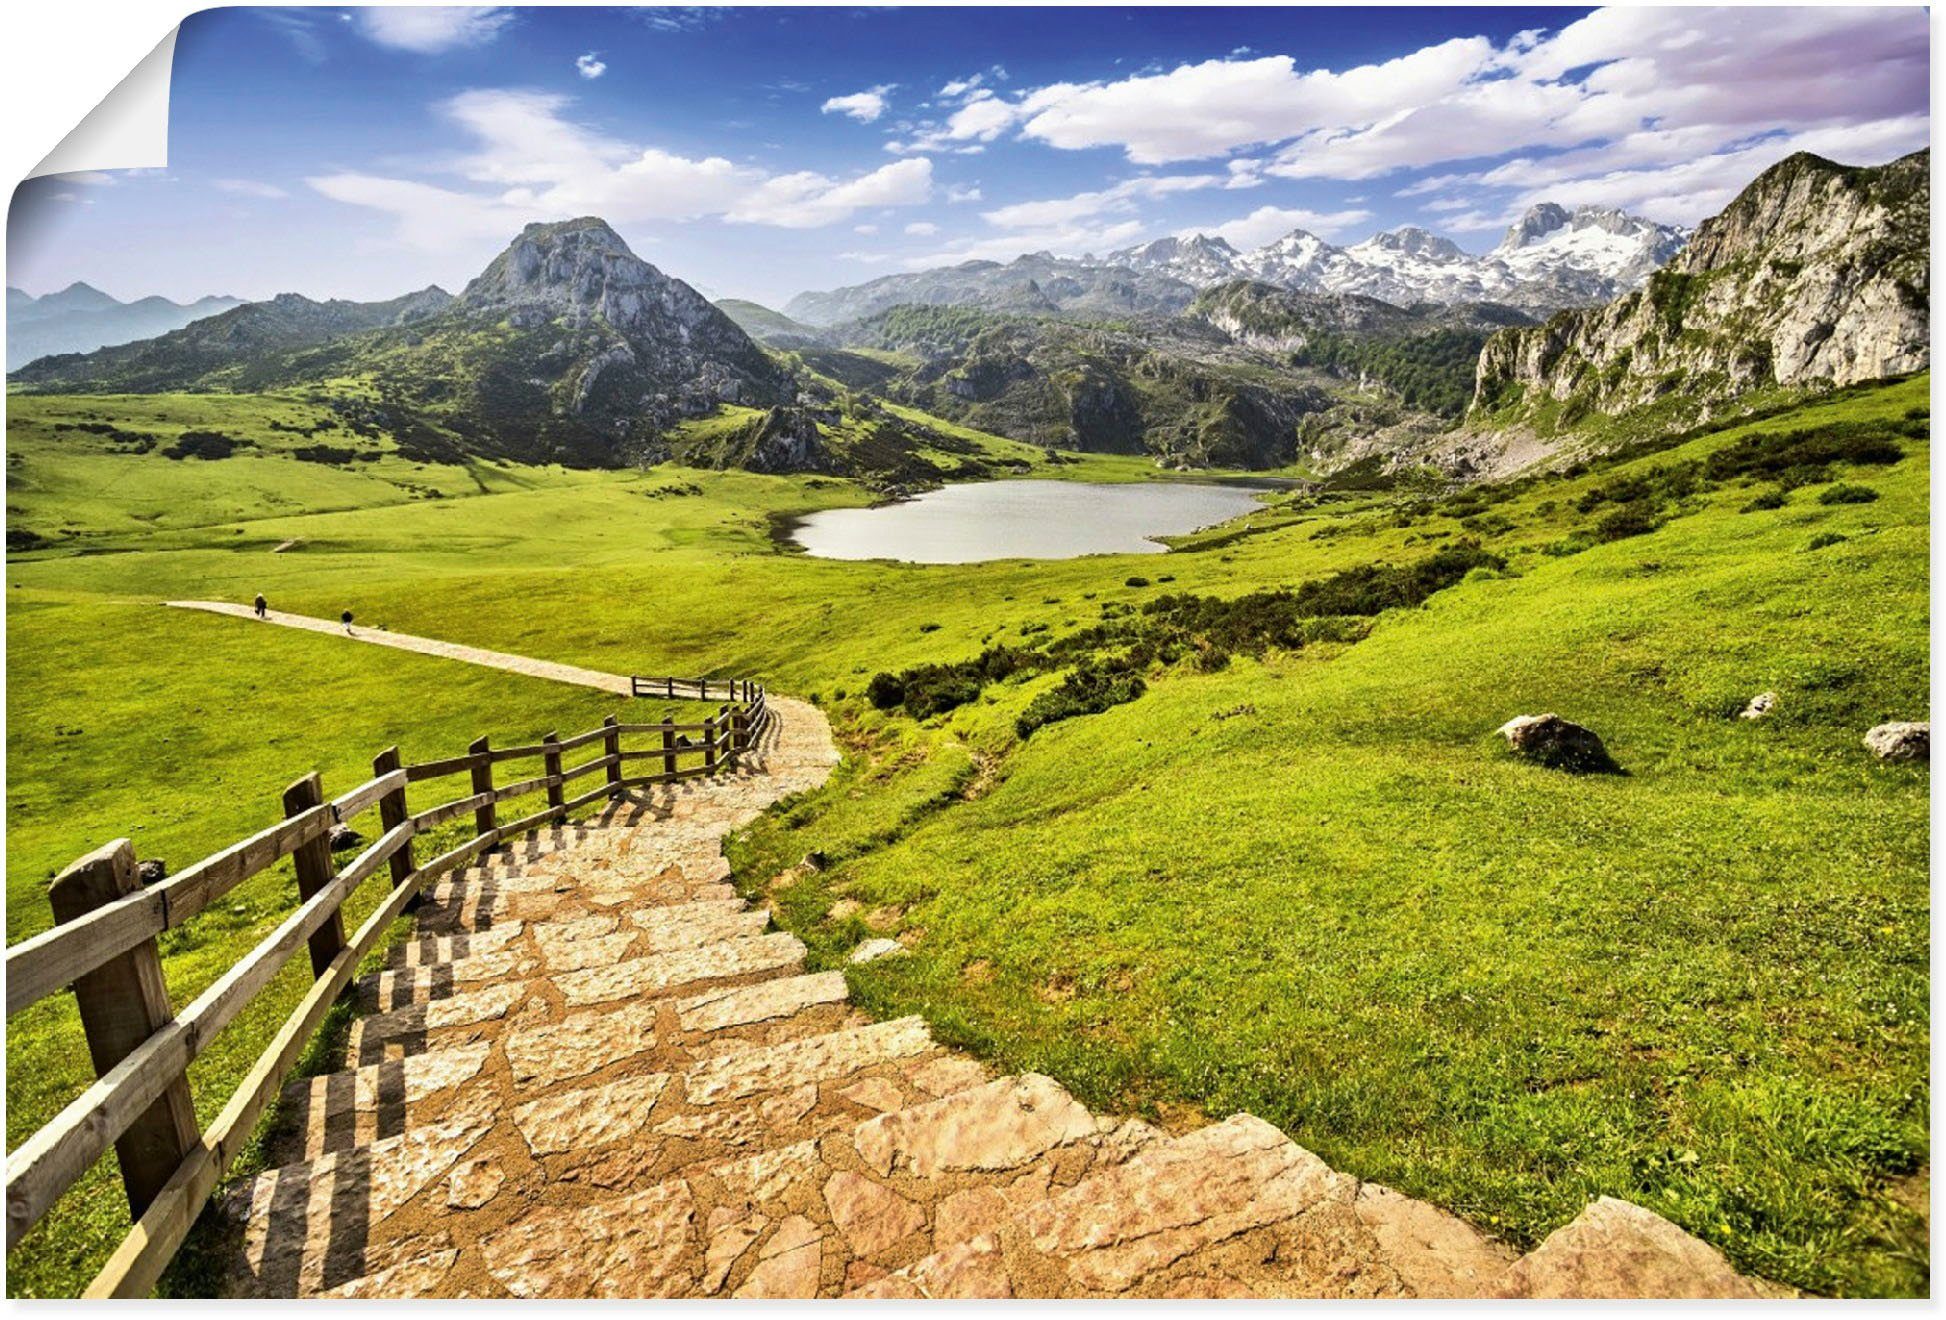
<box><xmin>2</xmin><ymin>678</ymin><xmax>768</xmax><ymax>1297</ymax></box>
<box><xmin>629</xmin><ymin>675</ymin><xmax>758</xmax><ymax>702</ymax></box>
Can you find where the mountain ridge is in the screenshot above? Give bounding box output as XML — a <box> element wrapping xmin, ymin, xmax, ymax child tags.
<box><xmin>7</xmin><ymin>283</ymin><xmax>246</xmax><ymax>370</ymax></box>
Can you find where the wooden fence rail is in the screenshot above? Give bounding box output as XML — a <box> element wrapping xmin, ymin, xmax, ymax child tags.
<box><xmin>3</xmin><ymin>677</ymin><xmax>769</xmax><ymax>1296</ymax></box>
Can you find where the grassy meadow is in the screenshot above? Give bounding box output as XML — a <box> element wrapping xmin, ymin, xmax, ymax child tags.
<box><xmin>3</xmin><ymin>376</ymin><xmax>1931</xmax><ymax>1295</ymax></box>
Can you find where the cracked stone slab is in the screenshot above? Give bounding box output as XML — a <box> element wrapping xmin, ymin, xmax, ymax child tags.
<box><xmin>317</xmin><ymin>1249</ymin><xmax>461</xmax><ymax>1299</ymax></box>
<box><xmin>847</xmin><ymin>1234</ymin><xmax>1014</xmax><ymax>1299</ymax></box>
<box><xmin>502</xmin><ymin>1001</ymin><xmax>660</xmax><ymax>1086</ymax></box>
<box><xmin>684</xmin><ymin>1017</ymin><xmax>934</xmax><ymax>1106</ymax></box>
<box><xmin>631</xmin><ymin>899</ymin><xmax>772</xmax><ymax>953</ymax></box>
<box><xmin>824</xmin><ymin>1170</ymin><xmax>927</xmax><ymax>1258</ymax></box>
<box><xmin>478</xmin><ymin>1180</ymin><xmax>697</xmax><ymax>1298</ymax></box>
<box><xmin>854</xmin><ymin>1073</ymin><xmax>1097</xmax><ymax>1179</ymax></box>
<box><xmin>349</xmin><ymin>980</ymin><xmax>529</xmax><ymax>1060</ymax></box>
<box><xmin>706</xmin><ymin>1138</ymin><xmax>824</xmax><ymax>1205</ymax></box>
<box><xmin>734</xmin><ymin>1214</ymin><xmax>825</xmax><ymax>1298</ymax></box>
<box><xmin>389</xmin><ymin>921</ymin><xmax>525</xmax><ymax>969</ymax></box>
<box><xmin>286</xmin><ymin>1043</ymin><xmax>492</xmax><ymax>1156</ymax></box>
<box><xmin>235</xmin><ymin>1113</ymin><xmax>493</xmax><ymax>1294</ymax></box>
<box><xmin>359</xmin><ymin>953</ymin><xmax>532</xmax><ymax>1012</ymax></box>
<box><xmin>1019</xmin><ymin>1114</ymin><xmax>1350</xmax><ymax>1293</ymax></box>
<box><xmin>675</xmin><ymin>971</ymin><xmax>849</xmax><ymax>1033</ymax></box>
<box><xmin>512</xmin><ymin>1071</ymin><xmax>673</xmax><ymax>1156</ymax></box>
<box><xmin>554</xmin><ymin>932</ymin><xmax>805</xmax><ymax>1006</ymax></box>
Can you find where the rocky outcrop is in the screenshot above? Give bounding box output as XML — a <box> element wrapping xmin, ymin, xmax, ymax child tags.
<box><xmin>739</xmin><ymin>408</ymin><xmax>832</xmax><ymax>475</ymax></box>
<box><xmin>1497</xmin><ymin>714</ymin><xmax>1619</xmax><ymax>774</ymax></box>
<box><xmin>1470</xmin><ymin>150</ymin><xmax>1929</xmax><ymax>434</ymax></box>
<box><xmin>1864</xmin><ymin>721</ymin><xmax>1929</xmax><ymax>763</ymax></box>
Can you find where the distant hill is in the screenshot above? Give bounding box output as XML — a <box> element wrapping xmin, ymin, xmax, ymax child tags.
<box><xmin>6</xmin><ymin>282</ymin><xmax>243</xmax><ymax>370</ymax></box>
<box><xmin>12</xmin><ymin>219</ymin><xmax>792</xmax><ymax>467</ymax></box>
<box><xmin>714</xmin><ymin>299</ymin><xmax>829</xmax><ymax>348</ymax></box>
<box><xmin>783</xmin><ymin>252</ymin><xmax>1198</xmax><ymax>327</ymax></box>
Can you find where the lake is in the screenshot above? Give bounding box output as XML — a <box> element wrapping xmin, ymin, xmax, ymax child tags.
<box><xmin>789</xmin><ymin>479</ymin><xmax>1269</xmax><ymax>563</ymax></box>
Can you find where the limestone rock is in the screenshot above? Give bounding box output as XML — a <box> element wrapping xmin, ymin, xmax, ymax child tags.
<box><xmin>734</xmin><ymin>1215</ymin><xmax>825</xmax><ymax>1297</ymax></box>
<box><xmin>1019</xmin><ymin>1114</ymin><xmax>1350</xmax><ymax>1293</ymax></box>
<box><xmin>1740</xmin><ymin>691</ymin><xmax>1777</xmax><ymax>720</ymax></box>
<box><xmin>848</xmin><ymin>1233</ymin><xmax>1014</xmax><ymax>1299</ymax></box>
<box><xmin>683</xmin><ymin>1017</ymin><xmax>932</xmax><ymax>1106</ymax></box>
<box><xmin>854</xmin><ymin>1073</ymin><xmax>1097</xmax><ymax>1179</ymax></box>
<box><xmin>824</xmin><ymin>1170</ymin><xmax>927</xmax><ymax>1257</ymax></box>
<box><xmin>1354</xmin><ymin>1182</ymin><xmax>1516</xmax><ymax>1298</ymax></box>
<box><xmin>446</xmin><ymin>1159</ymin><xmax>504</xmax><ymax>1209</ymax></box>
<box><xmin>478</xmin><ymin>1181</ymin><xmax>697</xmax><ymax>1298</ymax></box>
<box><xmin>1497</xmin><ymin>713</ymin><xmax>1618</xmax><ymax>773</ymax></box>
<box><xmin>1496</xmin><ymin>1197</ymin><xmax>1771</xmax><ymax>1299</ymax></box>
<box><xmin>511</xmin><ymin>1072</ymin><xmax>672</xmax><ymax>1156</ymax></box>
<box><xmin>676</xmin><ymin>971</ymin><xmax>848</xmax><ymax>1033</ymax></box>
<box><xmin>849</xmin><ymin>937</ymin><xmax>903</xmax><ymax>965</ymax></box>
<box><xmin>1865</xmin><ymin>720</ymin><xmax>1929</xmax><ymax>762</ymax></box>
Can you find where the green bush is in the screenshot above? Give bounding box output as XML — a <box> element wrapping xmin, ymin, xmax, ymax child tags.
<box><xmin>1016</xmin><ymin>660</ymin><xmax>1147</xmax><ymax>738</ymax></box>
<box><xmin>1818</xmin><ymin>483</ymin><xmax>1880</xmax><ymax>505</ymax></box>
<box><xmin>1740</xmin><ymin>489</ymin><xmax>1788</xmax><ymax>512</ymax></box>
<box><xmin>1806</xmin><ymin>531</ymin><xmax>1850</xmax><ymax>550</ymax></box>
<box><xmin>1594</xmin><ymin>503</ymin><xmax>1659</xmax><ymax>541</ymax></box>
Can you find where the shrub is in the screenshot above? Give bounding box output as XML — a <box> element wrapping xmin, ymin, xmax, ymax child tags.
<box><xmin>1594</xmin><ymin>503</ymin><xmax>1659</xmax><ymax>541</ymax></box>
<box><xmin>918</xmin><ymin>621</ymin><xmax>942</xmax><ymax>632</ymax></box>
<box><xmin>866</xmin><ymin>672</ymin><xmax>905</xmax><ymax>710</ymax></box>
<box><xmin>1016</xmin><ymin>660</ymin><xmax>1147</xmax><ymax>738</ymax></box>
<box><xmin>1818</xmin><ymin>483</ymin><xmax>1880</xmax><ymax>505</ymax></box>
<box><xmin>1124</xmin><ymin>576</ymin><xmax>1151</xmax><ymax>588</ymax></box>
<box><xmin>1740</xmin><ymin>489</ymin><xmax>1787</xmax><ymax>512</ymax></box>
<box><xmin>1806</xmin><ymin>532</ymin><xmax>1849</xmax><ymax>551</ymax></box>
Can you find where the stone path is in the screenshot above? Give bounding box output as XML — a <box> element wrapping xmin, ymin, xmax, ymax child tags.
<box><xmin>165</xmin><ymin>601</ymin><xmax>634</xmax><ymax>694</ymax></box>
<box><xmin>207</xmin><ymin>689</ymin><xmax>1780</xmax><ymax>1298</ymax></box>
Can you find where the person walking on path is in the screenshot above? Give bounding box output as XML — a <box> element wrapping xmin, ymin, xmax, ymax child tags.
<box><xmin>341</xmin><ymin>609</ymin><xmax>354</xmax><ymax>635</ymax></box>
<box><xmin>253</xmin><ymin>593</ymin><xmax>268</xmax><ymax>620</ymax></box>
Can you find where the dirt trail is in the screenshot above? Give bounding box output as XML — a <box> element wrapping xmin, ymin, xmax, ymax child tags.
<box><xmin>165</xmin><ymin>601</ymin><xmax>633</xmax><ymax>694</ymax></box>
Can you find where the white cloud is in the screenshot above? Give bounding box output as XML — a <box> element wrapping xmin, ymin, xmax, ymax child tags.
<box><xmin>854</xmin><ymin>223</ymin><xmax>879</xmax><ymax>235</ymax></box>
<box><xmin>925</xmin><ymin>6</ymin><xmax>1925</xmax><ymax>234</ymax></box>
<box><xmin>576</xmin><ymin>52</ymin><xmax>606</xmax><ymax>80</ymax></box>
<box><xmin>945</xmin><ymin>183</ymin><xmax>983</xmax><ymax>204</ymax></box>
<box><xmin>1194</xmin><ymin>205</ymin><xmax>1374</xmax><ymax>249</ymax></box>
<box><xmin>822</xmin><ymin>86</ymin><xmax>894</xmax><ymax>124</ymax></box>
<box><xmin>353</xmin><ymin>7</ymin><xmax>512</xmax><ymax>54</ymax></box>
<box><xmin>980</xmin><ymin>173</ymin><xmax>1226</xmax><ymax>230</ymax></box>
<box><xmin>311</xmin><ymin>88</ymin><xmax>934</xmax><ymax>246</ymax></box>
<box><xmin>904</xmin><ymin>221</ymin><xmax>939</xmax><ymax>236</ymax></box>
<box><xmin>213</xmin><ymin>179</ymin><xmax>290</xmax><ymax>200</ymax></box>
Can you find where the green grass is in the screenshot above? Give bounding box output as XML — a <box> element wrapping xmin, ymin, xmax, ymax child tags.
<box><xmin>4</xmin><ymin>377</ymin><xmax>1930</xmax><ymax>1295</ymax></box>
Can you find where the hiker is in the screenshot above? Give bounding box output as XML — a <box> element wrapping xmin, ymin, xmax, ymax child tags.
<box><xmin>341</xmin><ymin>609</ymin><xmax>354</xmax><ymax>634</ymax></box>
<box><xmin>253</xmin><ymin>593</ymin><xmax>267</xmax><ymax>619</ymax></box>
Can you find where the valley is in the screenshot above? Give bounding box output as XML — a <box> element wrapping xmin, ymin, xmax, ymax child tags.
<box><xmin>3</xmin><ymin>144</ymin><xmax>1931</xmax><ymax>1298</ymax></box>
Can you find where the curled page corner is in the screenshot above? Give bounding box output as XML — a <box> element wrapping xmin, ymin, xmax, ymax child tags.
<box><xmin>27</xmin><ymin>26</ymin><xmax>179</xmax><ymax>181</ymax></box>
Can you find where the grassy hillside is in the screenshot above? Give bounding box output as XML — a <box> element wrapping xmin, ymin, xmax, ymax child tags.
<box><xmin>3</xmin><ymin>376</ymin><xmax>1929</xmax><ymax>1295</ymax></box>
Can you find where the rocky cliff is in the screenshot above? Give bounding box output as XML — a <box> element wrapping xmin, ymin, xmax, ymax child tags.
<box><xmin>1471</xmin><ymin>151</ymin><xmax>1929</xmax><ymax>432</ymax></box>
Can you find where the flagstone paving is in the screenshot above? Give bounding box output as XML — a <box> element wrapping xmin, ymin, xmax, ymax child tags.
<box><xmin>214</xmin><ymin>693</ymin><xmax>1781</xmax><ymax>1298</ymax></box>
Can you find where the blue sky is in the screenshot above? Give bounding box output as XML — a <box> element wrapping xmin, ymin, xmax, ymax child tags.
<box><xmin>8</xmin><ymin>5</ymin><xmax>1930</xmax><ymax>307</ymax></box>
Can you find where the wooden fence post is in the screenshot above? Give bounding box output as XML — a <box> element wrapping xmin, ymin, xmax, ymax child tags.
<box><xmin>703</xmin><ymin>714</ymin><xmax>718</xmax><ymax>775</ymax></box>
<box><xmin>662</xmin><ymin>724</ymin><xmax>678</xmax><ymax>777</ymax></box>
<box><xmin>603</xmin><ymin>715</ymin><xmax>624</xmax><ymax>799</ymax></box>
<box><xmin>542</xmin><ymin>730</ymin><xmax>565</xmax><ymax>812</ymax></box>
<box><xmin>48</xmin><ymin>840</ymin><xmax>200</xmax><ymax>1220</ymax></box>
<box><xmin>469</xmin><ymin>736</ymin><xmax>497</xmax><ymax>839</ymax></box>
<box><xmin>372</xmin><ymin>746</ymin><xmax>413</xmax><ymax>888</ymax></box>
<box><xmin>666</xmin><ymin>678</ymin><xmax>675</xmax><ymax>700</ymax></box>
<box><xmin>282</xmin><ymin>773</ymin><xmax>345</xmax><ymax>978</ymax></box>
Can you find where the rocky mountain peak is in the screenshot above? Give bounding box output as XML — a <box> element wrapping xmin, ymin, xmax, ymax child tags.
<box><xmin>1498</xmin><ymin>203</ymin><xmax>1573</xmax><ymax>250</ymax></box>
<box><xmin>1358</xmin><ymin>227</ymin><xmax>1467</xmax><ymax>262</ymax></box>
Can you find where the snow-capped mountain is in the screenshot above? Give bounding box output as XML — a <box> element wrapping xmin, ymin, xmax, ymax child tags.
<box><xmin>1107</xmin><ymin>204</ymin><xmax>1688</xmax><ymax>311</ymax></box>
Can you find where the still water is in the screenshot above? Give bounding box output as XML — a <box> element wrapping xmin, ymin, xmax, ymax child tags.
<box><xmin>789</xmin><ymin>480</ymin><xmax>1266</xmax><ymax>564</ymax></box>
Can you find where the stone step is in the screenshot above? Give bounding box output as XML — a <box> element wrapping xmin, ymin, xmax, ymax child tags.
<box><xmin>225</xmin><ymin>1103</ymin><xmax>496</xmax><ymax>1297</ymax></box>
<box><xmin>347</xmin><ymin>978</ymin><xmax>536</xmax><ymax>1067</ymax></box>
<box><xmin>681</xmin><ymin>1016</ymin><xmax>935</xmax><ymax>1107</ymax></box>
<box><xmin>277</xmin><ymin>1042</ymin><xmax>493</xmax><ymax>1159</ymax></box>
<box><xmin>385</xmin><ymin>920</ymin><xmax>526</xmax><ymax>971</ymax></box>
<box><xmin>553</xmin><ymin>932</ymin><xmax>806</xmax><ymax>1008</ymax></box>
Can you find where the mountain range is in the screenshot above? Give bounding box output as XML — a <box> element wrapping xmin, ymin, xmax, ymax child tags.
<box><xmin>783</xmin><ymin>204</ymin><xmax>1687</xmax><ymax>327</ymax></box>
<box><xmin>8</xmin><ymin>150</ymin><xmax>1928</xmax><ymax>479</ymax></box>
<box><xmin>6</xmin><ymin>283</ymin><xmax>243</xmax><ymax>370</ymax></box>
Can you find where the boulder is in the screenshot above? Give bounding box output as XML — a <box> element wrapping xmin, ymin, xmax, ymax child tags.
<box><xmin>1739</xmin><ymin>691</ymin><xmax>1777</xmax><ymax>720</ymax></box>
<box><xmin>1864</xmin><ymin>721</ymin><xmax>1929</xmax><ymax>763</ymax></box>
<box><xmin>1496</xmin><ymin>1197</ymin><xmax>1777</xmax><ymax>1298</ymax></box>
<box><xmin>329</xmin><ymin>825</ymin><xmax>367</xmax><ymax>853</ymax></box>
<box><xmin>1496</xmin><ymin>714</ymin><xmax>1619</xmax><ymax>773</ymax></box>
<box><xmin>136</xmin><ymin>859</ymin><xmax>168</xmax><ymax>886</ymax></box>
<box><xmin>849</xmin><ymin>938</ymin><xmax>903</xmax><ymax>965</ymax></box>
